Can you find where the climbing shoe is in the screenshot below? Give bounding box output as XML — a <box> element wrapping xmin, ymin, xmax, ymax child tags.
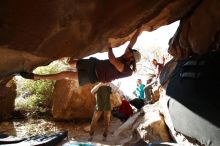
<box><xmin>20</xmin><ymin>72</ymin><xmax>34</xmax><ymax>79</ymax></box>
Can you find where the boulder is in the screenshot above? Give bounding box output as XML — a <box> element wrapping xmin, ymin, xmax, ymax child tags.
<box><xmin>0</xmin><ymin>1</ymin><xmax>219</xmax><ymax>143</ymax></box>
<box><xmin>113</xmin><ymin>102</ymin><xmax>172</xmax><ymax>145</ymax></box>
<box><xmin>168</xmin><ymin>0</ymin><xmax>220</xmax><ymax>58</ymax></box>
<box><xmin>0</xmin><ymin>0</ymin><xmax>211</xmax><ymax>78</ymax></box>
<box><xmin>52</xmin><ymin>80</ymin><xmax>95</xmax><ymax>120</ymax></box>
<box><xmin>0</xmin><ymin>78</ymin><xmax>16</xmax><ymax>121</ymax></box>
<box><xmin>52</xmin><ymin>80</ymin><xmax>122</xmax><ymax>120</ymax></box>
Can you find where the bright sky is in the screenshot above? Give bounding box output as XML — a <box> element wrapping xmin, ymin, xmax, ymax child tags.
<box><xmin>88</xmin><ymin>21</ymin><xmax>179</xmax><ymax>97</ymax></box>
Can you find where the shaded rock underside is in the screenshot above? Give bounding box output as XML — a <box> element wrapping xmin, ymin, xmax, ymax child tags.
<box><xmin>0</xmin><ymin>0</ymin><xmax>220</xmax><ymax>79</ymax></box>
<box><xmin>1</xmin><ymin>0</ymin><xmax>220</xmax><ymax>123</ymax></box>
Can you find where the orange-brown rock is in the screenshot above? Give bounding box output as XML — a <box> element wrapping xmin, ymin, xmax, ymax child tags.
<box><xmin>1</xmin><ymin>0</ymin><xmax>212</xmax><ymax>78</ymax></box>
<box><xmin>52</xmin><ymin>80</ymin><xmax>123</xmax><ymax>120</ymax></box>
<box><xmin>0</xmin><ymin>78</ymin><xmax>16</xmax><ymax>121</ymax></box>
<box><xmin>168</xmin><ymin>0</ymin><xmax>220</xmax><ymax>58</ymax></box>
<box><xmin>52</xmin><ymin>80</ymin><xmax>95</xmax><ymax>120</ymax></box>
<box><xmin>1</xmin><ymin>0</ymin><xmax>220</xmax><ymax>124</ymax></box>
<box><xmin>114</xmin><ymin>103</ymin><xmax>172</xmax><ymax>145</ymax></box>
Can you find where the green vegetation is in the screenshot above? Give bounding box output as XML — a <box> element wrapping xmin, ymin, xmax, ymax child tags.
<box><xmin>15</xmin><ymin>60</ymin><xmax>68</xmax><ymax>113</ymax></box>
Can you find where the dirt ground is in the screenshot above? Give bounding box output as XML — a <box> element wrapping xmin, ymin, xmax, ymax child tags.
<box><xmin>0</xmin><ymin>117</ymin><xmax>124</xmax><ymax>146</ymax></box>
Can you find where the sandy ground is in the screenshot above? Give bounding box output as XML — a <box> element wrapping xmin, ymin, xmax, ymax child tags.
<box><xmin>0</xmin><ymin>117</ymin><xmax>124</xmax><ymax>146</ymax></box>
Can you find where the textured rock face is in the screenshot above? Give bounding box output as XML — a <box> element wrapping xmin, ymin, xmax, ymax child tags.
<box><xmin>168</xmin><ymin>0</ymin><xmax>220</xmax><ymax>59</ymax></box>
<box><xmin>0</xmin><ymin>78</ymin><xmax>16</xmax><ymax>121</ymax></box>
<box><xmin>52</xmin><ymin>80</ymin><xmax>95</xmax><ymax>120</ymax></box>
<box><xmin>1</xmin><ymin>0</ymin><xmax>220</xmax><ymax>123</ymax></box>
<box><xmin>0</xmin><ymin>0</ymin><xmax>210</xmax><ymax>78</ymax></box>
<box><xmin>113</xmin><ymin>103</ymin><xmax>172</xmax><ymax>145</ymax></box>
<box><xmin>52</xmin><ymin>80</ymin><xmax>123</xmax><ymax>120</ymax></box>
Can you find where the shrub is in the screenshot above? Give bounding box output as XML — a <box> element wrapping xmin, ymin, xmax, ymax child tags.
<box><xmin>15</xmin><ymin>60</ymin><xmax>68</xmax><ymax>110</ymax></box>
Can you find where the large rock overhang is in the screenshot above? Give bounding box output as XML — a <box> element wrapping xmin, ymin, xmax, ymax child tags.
<box><xmin>0</xmin><ymin>0</ymin><xmax>219</xmax><ymax>79</ymax></box>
